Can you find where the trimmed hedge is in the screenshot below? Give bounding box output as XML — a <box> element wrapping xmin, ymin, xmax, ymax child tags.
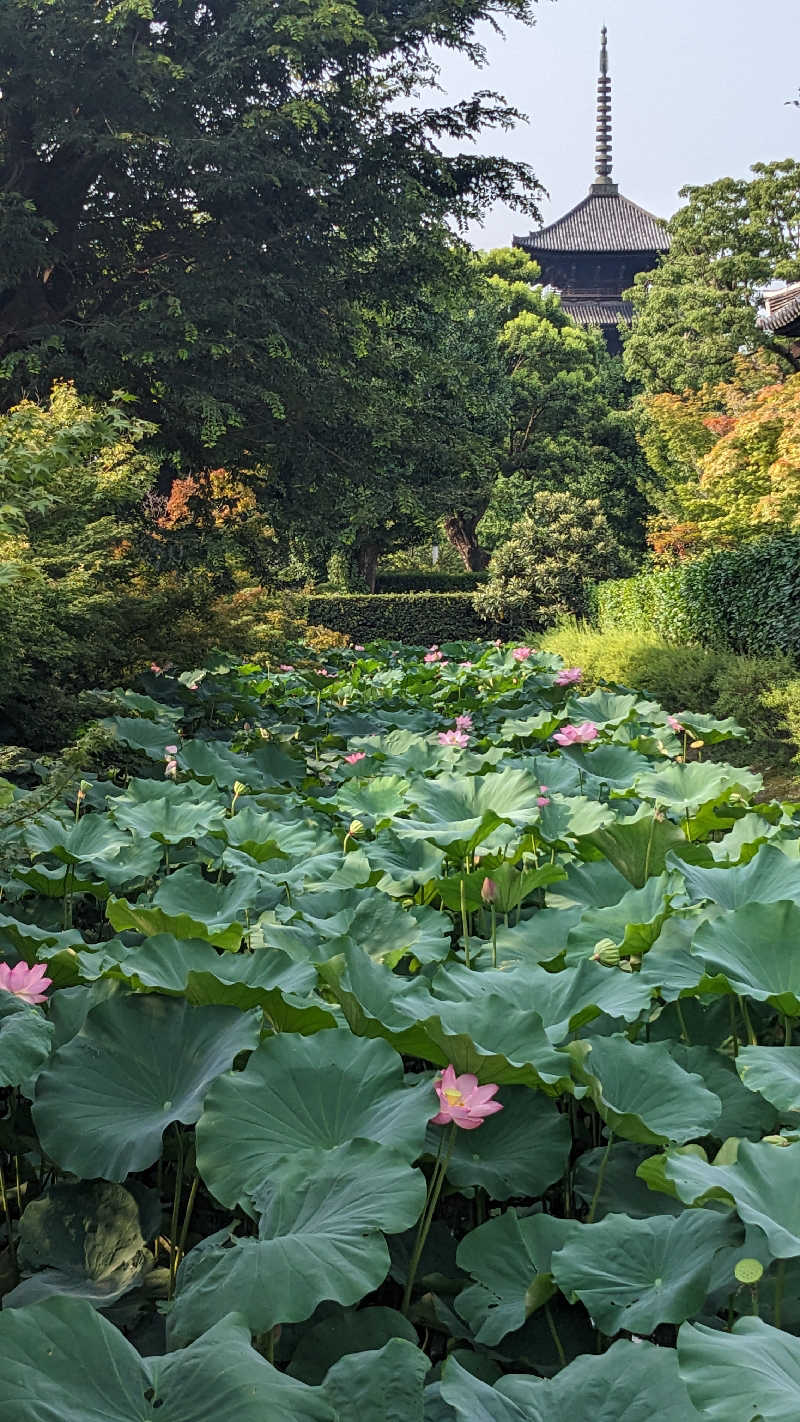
<box><xmin>594</xmin><ymin>536</ymin><xmax>800</xmax><ymax>661</ymax></box>
<box><xmin>375</xmin><ymin>570</ymin><xmax>486</xmax><ymax>594</ymax></box>
<box><xmin>305</xmin><ymin>592</ymin><xmax>495</xmax><ymax>643</ymax></box>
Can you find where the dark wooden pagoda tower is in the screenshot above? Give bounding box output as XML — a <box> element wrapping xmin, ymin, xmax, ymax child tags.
<box><xmin>514</xmin><ymin>27</ymin><xmax>670</xmax><ymax>352</ymax></box>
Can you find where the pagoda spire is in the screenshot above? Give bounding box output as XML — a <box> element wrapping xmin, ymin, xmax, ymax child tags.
<box><xmin>591</xmin><ymin>25</ymin><xmax>618</xmax><ymax>194</ymax></box>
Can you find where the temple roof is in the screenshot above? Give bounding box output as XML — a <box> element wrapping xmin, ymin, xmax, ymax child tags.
<box><xmin>561</xmin><ymin>297</ymin><xmax>634</xmax><ymax>326</ymax></box>
<box><xmin>516</xmin><ymin>193</ymin><xmax>670</xmax><ymax>255</ymax></box>
<box><xmin>761</xmin><ymin>282</ymin><xmax>800</xmax><ymax>335</ymax></box>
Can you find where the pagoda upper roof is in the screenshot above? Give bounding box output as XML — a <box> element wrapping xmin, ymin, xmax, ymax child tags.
<box><xmin>516</xmin><ymin>191</ymin><xmax>671</xmax><ymax>256</ymax></box>
<box><xmin>761</xmin><ymin>281</ymin><xmax>800</xmax><ymax>335</ymax></box>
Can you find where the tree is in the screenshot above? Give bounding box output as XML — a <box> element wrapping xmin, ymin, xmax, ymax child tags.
<box><xmin>624</xmin><ymin>160</ymin><xmax>800</xmax><ymax>394</ymax></box>
<box><xmin>473</xmin><ymin>491</ymin><xmax>633</xmax><ymax>626</ymax></box>
<box><xmin>0</xmin><ymin>0</ymin><xmax>540</xmax><ymax>522</ymax></box>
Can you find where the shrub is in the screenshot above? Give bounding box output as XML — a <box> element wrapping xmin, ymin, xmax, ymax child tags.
<box><xmin>593</xmin><ymin>535</ymin><xmax>800</xmax><ymax>659</ymax></box>
<box><xmin>304</xmin><ymin>592</ymin><xmax>498</xmax><ymax>643</ymax></box>
<box><xmin>475</xmin><ymin>492</ymin><xmax>633</xmax><ymax>626</ymax></box>
<box><xmin>375</xmin><ymin>570</ymin><xmax>486</xmax><ymax>593</ymax></box>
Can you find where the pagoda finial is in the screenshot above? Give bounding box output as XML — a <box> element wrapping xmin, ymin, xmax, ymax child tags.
<box><xmin>591</xmin><ymin>24</ymin><xmax>618</xmax><ymax>194</ymax></box>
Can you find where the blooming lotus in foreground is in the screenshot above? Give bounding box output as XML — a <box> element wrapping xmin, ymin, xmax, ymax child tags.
<box><xmin>431</xmin><ymin>1065</ymin><xmax>502</xmax><ymax>1130</ymax></box>
<box><xmin>555</xmin><ymin>666</ymin><xmax>582</xmax><ymax>686</ymax></box>
<box><xmin>424</xmin><ymin>651</ymin><xmax>443</xmax><ymax>664</ymax></box>
<box><xmin>455</xmin><ymin>713</ymin><xmax>473</xmax><ymax>731</ymax></box>
<box><xmin>438</xmin><ymin>729</ymin><xmax>469</xmax><ymax>748</ymax></box>
<box><xmin>0</xmin><ymin>961</ymin><xmax>52</xmax><ymax>1006</ymax></box>
<box><xmin>512</xmin><ymin>646</ymin><xmax>532</xmax><ymax>661</ymax></box>
<box><xmin>667</xmin><ymin>715</ymin><xmax>685</xmax><ymax>733</ymax></box>
<box><xmin>553</xmin><ymin>722</ymin><xmax>598</xmax><ymax>747</ymax></box>
<box><xmin>344</xmin><ymin>751</ymin><xmax>366</xmax><ymax>764</ymax></box>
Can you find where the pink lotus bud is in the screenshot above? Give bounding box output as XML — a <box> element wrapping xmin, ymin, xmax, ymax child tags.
<box><xmin>481</xmin><ymin>877</ymin><xmax>497</xmax><ymax>904</ymax></box>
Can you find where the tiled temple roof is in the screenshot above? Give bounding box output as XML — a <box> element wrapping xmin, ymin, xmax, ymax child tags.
<box><xmin>516</xmin><ymin>193</ymin><xmax>670</xmax><ymax>255</ymax></box>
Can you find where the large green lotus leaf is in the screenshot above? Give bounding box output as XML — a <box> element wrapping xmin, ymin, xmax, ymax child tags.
<box><xmin>0</xmin><ymin>995</ymin><xmax>54</xmax><ymax>1089</ymax></box>
<box><xmin>495</xmin><ymin>711</ymin><xmax>560</xmax><ymax>743</ymax></box>
<box><xmin>564</xmin><ymin>872</ymin><xmax>678</xmax><ymax>965</ymax></box>
<box><xmin>79</xmin><ymin>934</ymin><xmax>335</xmax><ymax>1035</ymax></box>
<box><xmin>364</xmin><ymin>831</ymin><xmax>446</xmax><ymax>895</ymax></box>
<box><xmin>108</xmin><ymin>794</ymin><xmax>227</xmax><ymax>845</ymax></box>
<box><xmin>582</xmin><ymin>804</ymin><xmax>688</xmax><ymax>887</ymax></box>
<box><xmin>107</xmin><ymin>865</ymin><xmax>259</xmax><ymax>950</ymax></box>
<box><xmin>455</xmin><ymin>1210</ymin><xmax>577</xmax><ymax>1345</ymax></box>
<box><xmin>494</xmin><ymin>1340</ymin><xmax>702</xmax><ymax>1422</ymax></box>
<box><xmin>736</xmin><ymin>1047</ymin><xmax>800</xmax><ymax>1115</ymax></box>
<box><xmin>430</xmin><ymin>959</ymin><xmax>652</xmax><ymax>1043</ymax></box>
<box><xmin>325</xmin><ymin>776</ymin><xmax>411</xmax><ymax>828</ymax></box>
<box><xmin>219</xmin><ymin>809</ymin><xmax>337</xmax><ymax>863</ymax></box>
<box><xmin>437</xmin><ymin>1357</ymin><xmax>533</xmax><ymax>1421</ymax></box>
<box><xmin>573</xmin><ymin>1141</ymin><xmax>685</xmax><ymax>1220</ymax></box>
<box><xmin>322</xmin><ymin>1338</ymin><xmax>428</xmax><ymax>1422</ymax></box>
<box><xmin>13</xmin><ymin>860</ymin><xmax>103</xmax><ymax>899</ymax></box>
<box><xmin>565</xmin><ymin>689</ymin><xmax>640</xmax><ymax>726</ymax></box>
<box><xmin>667</xmin><ymin>1043</ymin><xmax>776</xmax><ymax>1140</ymax></box>
<box><xmin>635</xmin><ymin>761</ymin><xmax>762</xmax><ymax>813</ymax></box>
<box><xmin>674</xmin><ymin>843</ymin><xmax>800</xmax><ymax>909</ymax></box>
<box><xmin>558</xmin><ymin>744</ymin><xmax>653</xmax><ymax>793</ymax></box>
<box><xmin>5</xmin><ymin>1181</ymin><xmax>150</xmax><ymax>1309</ymax></box>
<box><xmin>168</xmin><ymin>1142</ymin><xmax>426</xmax><ymax>1343</ymax></box>
<box><xmin>678</xmin><ymin>1317</ymin><xmax>800</xmax><ymax>1422</ymax></box>
<box><xmin>100</xmin><ymin>714</ymin><xmax>177</xmax><ymax>759</ymax></box>
<box><xmin>574</xmin><ymin>1036</ymin><xmax>722</xmax><ymax>1144</ymax></box>
<box><xmin>550</xmin><ymin>1209</ymin><xmax>738</xmax><ymax>1335</ymax></box>
<box><xmin>669</xmin><ymin>711</ymin><xmax>747</xmax><ymax>744</ymax></box>
<box><xmin>546</xmin><ymin>858</ymin><xmax>632</xmax><ymax>910</ymax></box>
<box><xmin>536</xmin><ymin>795</ymin><xmax>615</xmax><ymax>844</ymax></box>
<box><xmin>288</xmin><ymin>1307</ymin><xmax>419</xmax><ymax>1385</ymax></box>
<box><xmin>663</xmin><ymin>1139</ymin><xmax>800</xmax><ymax>1257</ymax></box>
<box><xmin>196</xmin><ymin>1030</ymin><xmax>432</xmax><ymax>1210</ymax></box>
<box><xmin>0</xmin><ymin>1299</ymin><xmax>336</xmax><ymax>1421</ymax></box>
<box><xmin>691</xmin><ymin>901</ymin><xmax>800</xmax><ymax>1014</ymax></box>
<box><xmin>395</xmin><ymin>769</ymin><xmax>546</xmax><ymax>853</ymax></box>
<box><xmin>24</xmin><ymin>813</ymin><xmax>132</xmax><ymax>866</ymax></box>
<box><xmin>325</xmin><ymin>947</ymin><xmax>574</xmax><ymax>1093</ymax></box>
<box><xmin>33</xmin><ymin>995</ymin><xmax>260</xmax><ymax>1180</ymax></box>
<box><xmin>709</xmin><ymin>811</ymin><xmax>784</xmax><ymax>864</ymax></box>
<box><xmin>293</xmin><ymin>890</ymin><xmax>452</xmax><ymax>968</ymax></box>
<box><xmin>636</xmin><ymin>913</ymin><xmax>712</xmax><ymax>1001</ymax></box>
<box><xmin>425</xmin><ymin>1084</ymin><xmax>570</xmax><ymax>1200</ymax></box>
<box><xmin>180</xmin><ymin>738</ymin><xmax>304</xmax><ymax>788</ymax></box>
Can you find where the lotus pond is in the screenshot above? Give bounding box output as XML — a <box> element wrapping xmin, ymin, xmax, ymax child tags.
<box><xmin>2</xmin><ymin>640</ymin><xmax>800</xmax><ymax>1419</ymax></box>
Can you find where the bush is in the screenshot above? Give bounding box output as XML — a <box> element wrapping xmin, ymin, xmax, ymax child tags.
<box><xmin>536</xmin><ymin>620</ymin><xmax>800</xmax><ymax>776</ymax></box>
<box><xmin>375</xmin><ymin>570</ymin><xmax>486</xmax><ymax>593</ymax></box>
<box><xmin>475</xmin><ymin>493</ymin><xmax>632</xmax><ymax>627</ymax></box>
<box><xmin>594</xmin><ymin>535</ymin><xmax>800</xmax><ymax>659</ymax></box>
<box><xmin>304</xmin><ymin>592</ymin><xmax>500</xmax><ymax>643</ymax></box>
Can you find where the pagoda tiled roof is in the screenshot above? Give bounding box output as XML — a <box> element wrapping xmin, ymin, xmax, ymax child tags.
<box><xmin>561</xmin><ymin>297</ymin><xmax>634</xmax><ymax>327</ymax></box>
<box><xmin>516</xmin><ymin>192</ymin><xmax>671</xmax><ymax>255</ymax></box>
<box><xmin>761</xmin><ymin>282</ymin><xmax>800</xmax><ymax>334</ymax></box>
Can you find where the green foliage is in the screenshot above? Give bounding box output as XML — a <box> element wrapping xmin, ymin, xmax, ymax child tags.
<box><xmin>475</xmin><ymin>493</ymin><xmax>632</xmax><ymax>626</ymax></box>
<box><xmin>305</xmin><ymin>593</ymin><xmax>494</xmax><ymax>643</ymax></box>
<box><xmin>375</xmin><ymin>571</ymin><xmax>486</xmax><ymax>594</ymax></box>
<box><xmin>593</xmin><ymin>535</ymin><xmax>800</xmax><ymax>660</ymax></box>
<box><xmin>624</xmin><ymin>159</ymin><xmax>800</xmax><ymax>394</ymax></box>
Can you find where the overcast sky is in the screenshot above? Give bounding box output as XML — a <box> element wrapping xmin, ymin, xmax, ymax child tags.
<box><xmin>430</xmin><ymin>0</ymin><xmax>800</xmax><ymax>250</ymax></box>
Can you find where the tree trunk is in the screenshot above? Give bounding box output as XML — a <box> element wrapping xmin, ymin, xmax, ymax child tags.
<box><xmin>356</xmin><ymin>541</ymin><xmax>379</xmax><ymax>593</ymax></box>
<box><xmin>443</xmin><ymin>513</ymin><xmax>490</xmax><ymax>572</ymax></box>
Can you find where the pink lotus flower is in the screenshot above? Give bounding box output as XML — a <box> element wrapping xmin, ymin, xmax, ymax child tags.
<box><xmin>512</xmin><ymin>647</ymin><xmax>532</xmax><ymax>661</ymax></box>
<box><xmin>481</xmin><ymin>877</ymin><xmax>497</xmax><ymax>904</ymax></box>
<box><xmin>553</xmin><ymin>722</ymin><xmax>598</xmax><ymax>747</ymax></box>
<box><xmin>537</xmin><ymin>796</ymin><xmax>550</xmax><ymax>808</ymax></box>
<box><xmin>424</xmin><ymin>651</ymin><xmax>443</xmax><ymax>664</ymax></box>
<box><xmin>279</xmin><ymin>664</ymin><xmax>294</xmax><ymax>672</ymax></box>
<box><xmin>555</xmin><ymin>667</ymin><xmax>582</xmax><ymax>686</ymax></box>
<box><xmin>438</xmin><ymin>729</ymin><xmax>469</xmax><ymax>748</ymax></box>
<box><xmin>455</xmin><ymin>714</ymin><xmax>473</xmax><ymax>731</ymax></box>
<box><xmin>0</xmin><ymin>961</ymin><xmax>52</xmax><ymax>1006</ymax></box>
<box><xmin>431</xmin><ymin>1065</ymin><xmax>503</xmax><ymax>1131</ymax></box>
<box><xmin>459</xmin><ymin>661</ymin><xmax>473</xmax><ymax>669</ymax></box>
<box><xmin>344</xmin><ymin>751</ymin><xmax>366</xmax><ymax>764</ymax></box>
<box><xmin>667</xmin><ymin>715</ymin><xmax>685</xmax><ymax>733</ymax></box>
<box><xmin>354</xmin><ymin>645</ymin><xmax>365</xmax><ymax>651</ymax></box>
<box><xmin>163</xmin><ymin>744</ymin><xmax>179</xmax><ymax>779</ymax></box>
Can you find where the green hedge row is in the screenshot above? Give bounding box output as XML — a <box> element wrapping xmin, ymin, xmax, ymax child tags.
<box><xmin>594</xmin><ymin>536</ymin><xmax>800</xmax><ymax>660</ymax></box>
<box><xmin>374</xmin><ymin>570</ymin><xmax>486</xmax><ymax>594</ymax></box>
<box><xmin>305</xmin><ymin>592</ymin><xmax>494</xmax><ymax>643</ymax></box>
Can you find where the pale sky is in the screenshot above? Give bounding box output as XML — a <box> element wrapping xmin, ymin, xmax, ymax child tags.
<box><xmin>430</xmin><ymin>0</ymin><xmax>800</xmax><ymax>249</ymax></box>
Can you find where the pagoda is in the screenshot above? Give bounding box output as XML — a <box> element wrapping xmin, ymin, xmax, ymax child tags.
<box><xmin>514</xmin><ymin>27</ymin><xmax>670</xmax><ymax>352</ymax></box>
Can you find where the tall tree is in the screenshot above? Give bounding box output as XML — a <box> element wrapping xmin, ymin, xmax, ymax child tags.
<box><xmin>623</xmin><ymin>160</ymin><xmax>800</xmax><ymax>394</ymax></box>
<box><xmin>0</xmin><ymin>0</ymin><xmax>540</xmax><ymax>503</ymax></box>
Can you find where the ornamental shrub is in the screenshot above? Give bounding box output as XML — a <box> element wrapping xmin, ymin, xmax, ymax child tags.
<box><xmin>474</xmin><ymin>492</ymin><xmax>633</xmax><ymax>627</ymax></box>
<box><xmin>304</xmin><ymin>592</ymin><xmax>500</xmax><ymax>643</ymax></box>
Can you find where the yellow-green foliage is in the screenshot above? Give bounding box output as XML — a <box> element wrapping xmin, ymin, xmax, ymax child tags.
<box><xmin>538</xmin><ymin>620</ymin><xmax>800</xmax><ymax>770</ymax></box>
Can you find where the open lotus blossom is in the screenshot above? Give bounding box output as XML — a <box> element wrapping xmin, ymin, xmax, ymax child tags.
<box><xmin>537</xmin><ymin>795</ymin><xmax>550</xmax><ymax>808</ymax></box>
<box><xmin>455</xmin><ymin>713</ymin><xmax>473</xmax><ymax>731</ymax></box>
<box><xmin>0</xmin><ymin>961</ymin><xmax>52</xmax><ymax>1006</ymax></box>
<box><xmin>344</xmin><ymin>751</ymin><xmax>366</xmax><ymax>764</ymax></box>
<box><xmin>431</xmin><ymin>1065</ymin><xmax>503</xmax><ymax>1131</ymax></box>
<box><xmin>438</xmin><ymin>729</ymin><xmax>469</xmax><ymax>748</ymax></box>
<box><xmin>424</xmin><ymin>650</ymin><xmax>443</xmax><ymax>664</ymax></box>
<box><xmin>512</xmin><ymin>646</ymin><xmax>532</xmax><ymax>661</ymax></box>
<box><xmin>667</xmin><ymin>715</ymin><xmax>685</xmax><ymax>733</ymax></box>
<box><xmin>553</xmin><ymin>721</ymin><xmax>598</xmax><ymax>747</ymax></box>
<box><xmin>555</xmin><ymin>666</ymin><xmax>582</xmax><ymax>686</ymax></box>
